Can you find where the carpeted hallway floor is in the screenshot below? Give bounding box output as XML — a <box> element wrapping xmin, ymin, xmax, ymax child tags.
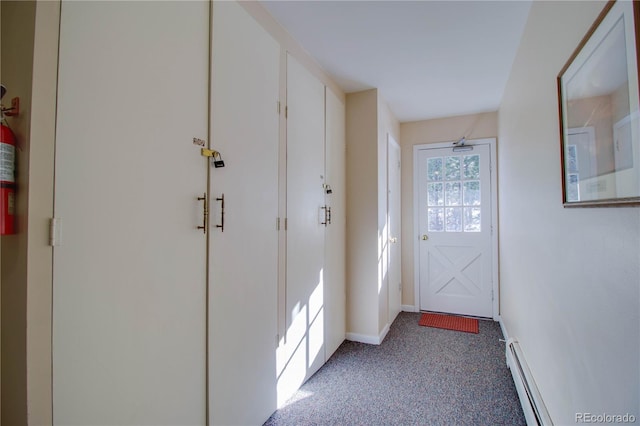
<box><xmin>265</xmin><ymin>312</ymin><xmax>526</xmax><ymax>426</ymax></box>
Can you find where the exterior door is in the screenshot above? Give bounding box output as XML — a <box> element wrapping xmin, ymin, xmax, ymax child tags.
<box><xmin>387</xmin><ymin>135</ymin><xmax>402</xmax><ymax>323</ymax></box>
<box><xmin>417</xmin><ymin>143</ymin><xmax>493</xmax><ymax>318</ymax></box>
<box><xmin>53</xmin><ymin>2</ymin><xmax>208</xmax><ymax>424</ymax></box>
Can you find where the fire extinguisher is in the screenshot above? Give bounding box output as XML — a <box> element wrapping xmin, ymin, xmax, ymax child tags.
<box><xmin>0</xmin><ymin>84</ymin><xmax>16</xmax><ymax>235</ymax></box>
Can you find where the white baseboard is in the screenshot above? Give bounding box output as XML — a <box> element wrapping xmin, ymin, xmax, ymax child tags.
<box><xmin>379</xmin><ymin>323</ymin><xmax>390</xmax><ymax>343</ymax></box>
<box><xmin>402</xmin><ymin>304</ymin><xmax>419</xmax><ymax>312</ymax></box>
<box><xmin>346</xmin><ymin>323</ymin><xmax>390</xmax><ymax>345</ymax></box>
<box><xmin>497</xmin><ymin>315</ymin><xmax>509</xmax><ymax>342</ymax></box>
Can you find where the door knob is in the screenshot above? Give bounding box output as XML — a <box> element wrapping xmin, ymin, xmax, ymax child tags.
<box><xmin>390</xmin><ymin>237</ymin><xmax>398</xmax><ymax>243</ymax></box>
<box><xmin>421</xmin><ymin>234</ymin><xmax>428</xmax><ymax>240</ymax></box>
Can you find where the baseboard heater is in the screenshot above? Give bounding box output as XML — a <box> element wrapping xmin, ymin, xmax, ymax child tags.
<box><xmin>505</xmin><ymin>338</ymin><xmax>553</xmax><ymax>426</ymax></box>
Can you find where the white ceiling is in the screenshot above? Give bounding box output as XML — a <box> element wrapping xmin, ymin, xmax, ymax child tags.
<box><xmin>261</xmin><ymin>0</ymin><xmax>532</xmax><ymax>122</ymax></box>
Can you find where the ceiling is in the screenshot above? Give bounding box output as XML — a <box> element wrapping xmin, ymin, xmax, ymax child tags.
<box><xmin>261</xmin><ymin>0</ymin><xmax>532</xmax><ymax>122</ymax></box>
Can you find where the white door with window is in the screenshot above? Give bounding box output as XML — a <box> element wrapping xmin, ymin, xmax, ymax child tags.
<box><xmin>416</xmin><ymin>142</ymin><xmax>494</xmax><ymax>318</ymax></box>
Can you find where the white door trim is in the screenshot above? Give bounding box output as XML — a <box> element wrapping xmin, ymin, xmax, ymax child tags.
<box><xmin>413</xmin><ymin>138</ymin><xmax>499</xmax><ymax>320</ymax></box>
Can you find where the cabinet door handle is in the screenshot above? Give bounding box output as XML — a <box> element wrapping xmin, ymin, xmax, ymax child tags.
<box><xmin>197</xmin><ymin>193</ymin><xmax>207</xmax><ymax>234</ymax></box>
<box><xmin>215</xmin><ymin>194</ymin><xmax>224</xmax><ymax>232</ymax></box>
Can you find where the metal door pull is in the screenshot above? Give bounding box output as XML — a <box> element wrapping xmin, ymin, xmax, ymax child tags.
<box><xmin>197</xmin><ymin>193</ymin><xmax>207</xmax><ymax>234</ymax></box>
<box><xmin>216</xmin><ymin>194</ymin><xmax>224</xmax><ymax>232</ymax></box>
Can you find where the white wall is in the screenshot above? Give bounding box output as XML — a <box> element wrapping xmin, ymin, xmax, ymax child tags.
<box><xmin>499</xmin><ymin>1</ymin><xmax>639</xmax><ymax>423</ymax></box>
<box><xmin>0</xmin><ymin>1</ymin><xmax>57</xmax><ymax>424</ymax></box>
<box><xmin>346</xmin><ymin>89</ymin><xmax>379</xmax><ymax>338</ymax></box>
<box><xmin>346</xmin><ymin>89</ymin><xmax>400</xmax><ymax>342</ymax></box>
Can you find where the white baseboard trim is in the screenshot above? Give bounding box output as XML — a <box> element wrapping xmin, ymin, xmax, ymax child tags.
<box><xmin>346</xmin><ymin>323</ymin><xmax>390</xmax><ymax>345</ymax></box>
<box><xmin>401</xmin><ymin>304</ymin><xmax>419</xmax><ymax>312</ymax></box>
<box><xmin>497</xmin><ymin>315</ymin><xmax>509</xmax><ymax>341</ymax></box>
<box><xmin>379</xmin><ymin>323</ymin><xmax>390</xmax><ymax>343</ymax></box>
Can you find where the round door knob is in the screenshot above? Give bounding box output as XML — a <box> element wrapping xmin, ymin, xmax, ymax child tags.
<box><xmin>421</xmin><ymin>234</ymin><xmax>428</xmax><ymax>240</ymax></box>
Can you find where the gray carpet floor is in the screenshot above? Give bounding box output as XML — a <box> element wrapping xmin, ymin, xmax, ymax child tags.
<box><xmin>264</xmin><ymin>312</ymin><xmax>526</xmax><ymax>426</ymax></box>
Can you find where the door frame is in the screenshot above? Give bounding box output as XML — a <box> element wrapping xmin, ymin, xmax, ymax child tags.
<box><xmin>413</xmin><ymin>138</ymin><xmax>499</xmax><ymax>320</ymax></box>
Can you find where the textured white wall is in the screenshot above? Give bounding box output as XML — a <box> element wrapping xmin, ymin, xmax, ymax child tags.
<box><xmin>499</xmin><ymin>1</ymin><xmax>639</xmax><ymax>423</ymax></box>
<box><xmin>346</xmin><ymin>89</ymin><xmax>379</xmax><ymax>338</ymax></box>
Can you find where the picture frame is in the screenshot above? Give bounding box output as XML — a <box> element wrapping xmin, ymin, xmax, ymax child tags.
<box><xmin>558</xmin><ymin>0</ymin><xmax>640</xmax><ymax>207</ymax></box>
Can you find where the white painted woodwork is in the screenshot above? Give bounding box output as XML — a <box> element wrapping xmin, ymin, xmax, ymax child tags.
<box><xmin>417</xmin><ymin>143</ymin><xmax>493</xmax><ymax>318</ymax></box>
<box><xmin>209</xmin><ymin>2</ymin><xmax>280</xmax><ymax>425</ymax></box>
<box><xmin>53</xmin><ymin>2</ymin><xmax>208</xmax><ymax>424</ymax></box>
<box><xmin>387</xmin><ymin>135</ymin><xmax>402</xmax><ymax>323</ymax></box>
<box><xmin>277</xmin><ymin>54</ymin><xmax>326</xmax><ymax>405</ymax></box>
<box><xmin>324</xmin><ymin>88</ymin><xmax>346</xmax><ymax>359</ymax></box>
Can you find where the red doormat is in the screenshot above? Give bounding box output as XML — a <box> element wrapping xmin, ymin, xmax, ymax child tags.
<box><xmin>418</xmin><ymin>312</ymin><xmax>479</xmax><ymax>334</ymax></box>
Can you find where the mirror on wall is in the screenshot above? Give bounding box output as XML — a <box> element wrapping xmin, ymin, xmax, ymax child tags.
<box><xmin>558</xmin><ymin>0</ymin><xmax>640</xmax><ymax>206</ymax></box>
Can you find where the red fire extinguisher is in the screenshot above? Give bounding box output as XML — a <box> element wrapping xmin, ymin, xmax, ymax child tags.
<box><xmin>0</xmin><ymin>84</ymin><xmax>16</xmax><ymax>235</ymax></box>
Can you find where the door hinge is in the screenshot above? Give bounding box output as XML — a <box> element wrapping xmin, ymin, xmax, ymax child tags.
<box><xmin>277</xmin><ymin>101</ymin><xmax>281</xmax><ymax>114</ymax></box>
<box><xmin>284</xmin><ymin>218</ymin><xmax>288</xmax><ymax>230</ymax></box>
<box><xmin>49</xmin><ymin>218</ymin><xmax>60</xmax><ymax>246</ymax></box>
<box><xmin>276</xmin><ymin>217</ymin><xmax>280</xmax><ymax>231</ymax></box>
<box><xmin>285</xmin><ymin>106</ymin><xmax>288</xmax><ymax>119</ymax></box>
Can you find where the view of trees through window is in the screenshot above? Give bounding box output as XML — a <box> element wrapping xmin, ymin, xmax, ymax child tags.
<box><xmin>426</xmin><ymin>154</ymin><xmax>481</xmax><ymax>232</ymax></box>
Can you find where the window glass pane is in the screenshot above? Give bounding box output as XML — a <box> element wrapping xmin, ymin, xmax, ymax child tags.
<box><xmin>427</xmin><ymin>182</ymin><xmax>444</xmax><ymax>206</ymax></box>
<box><xmin>445</xmin><ymin>207</ymin><xmax>462</xmax><ymax>232</ymax></box>
<box><xmin>463</xmin><ymin>155</ymin><xmax>480</xmax><ymax>179</ymax></box>
<box><xmin>445</xmin><ymin>182</ymin><xmax>461</xmax><ymax>206</ymax></box>
<box><xmin>428</xmin><ymin>208</ymin><xmax>444</xmax><ymax>232</ymax></box>
<box><xmin>464</xmin><ymin>207</ymin><xmax>481</xmax><ymax>232</ymax></box>
<box><xmin>463</xmin><ymin>181</ymin><xmax>481</xmax><ymax>206</ymax></box>
<box><xmin>427</xmin><ymin>157</ymin><xmax>443</xmax><ymax>181</ymax></box>
<box><xmin>445</xmin><ymin>156</ymin><xmax>460</xmax><ymax>180</ymax></box>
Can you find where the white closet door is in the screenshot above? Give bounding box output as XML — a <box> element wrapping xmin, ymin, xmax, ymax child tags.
<box><xmin>277</xmin><ymin>54</ymin><xmax>326</xmax><ymax>405</ymax></box>
<box><xmin>387</xmin><ymin>135</ymin><xmax>402</xmax><ymax>323</ymax></box>
<box><xmin>53</xmin><ymin>2</ymin><xmax>208</xmax><ymax>425</ymax></box>
<box><xmin>209</xmin><ymin>2</ymin><xmax>280</xmax><ymax>425</ymax></box>
<box><xmin>324</xmin><ymin>88</ymin><xmax>346</xmax><ymax>359</ymax></box>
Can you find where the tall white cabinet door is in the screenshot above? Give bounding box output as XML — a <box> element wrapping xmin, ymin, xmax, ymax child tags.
<box><xmin>209</xmin><ymin>2</ymin><xmax>280</xmax><ymax>425</ymax></box>
<box><xmin>387</xmin><ymin>135</ymin><xmax>402</xmax><ymax>323</ymax></box>
<box><xmin>277</xmin><ymin>54</ymin><xmax>326</xmax><ymax>404</ymax></box>
<box><xmin>53</xmin><ymin>2</ymin><xmax>208</xmax><ymax>425</ymax></box>
<box><xmin>324</xmin><ymin>88</ymin><xmax>346</xmax><ymax>359</ymax></box>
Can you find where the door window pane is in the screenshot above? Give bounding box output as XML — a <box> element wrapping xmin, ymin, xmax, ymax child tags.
<box><xmin>464</xmin><ymin>207</ymin><xmax>481</xmax><ymax>232</ymax></box>
<box><xmin>427</xmin><ymin>182</ymin><xmax>444</xmax><ymax>206</ymax></box>
<box><xmin>463</xmin><ymin>181</ymin><xmax>480</xmax><ymax>206</ymax></box>
<box><xmin>425</xmin><ymin>151</ymin><xmax>484</xmax><ymax>234</ymax></box>
<box><xmin>427</xmin><ymin>157</ymin><xmax>443</xmax><ymax>181</ymax></box>
<box><xmin>463</xmin><ymin>155</ymin><xmax>480</xmax><ymax>179</ymax></box>
<box><xmin>445</xmin><ymin>207</ymin><xmax>462</xmax><ymax>232</ymax></box>
<box><xmin>445</xmin><ymin>156</ymin><xmax>461</xmax><ymax>180</ymax></box>
<box><xmin>445</xmin><ymin>182</ymin><xmax>461</xmax><ymax>206</ymax></box>
<box><xmin>428</xmin><ymin>208</ymin><xmax>444</xmax><ymax>232</ymax></box>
